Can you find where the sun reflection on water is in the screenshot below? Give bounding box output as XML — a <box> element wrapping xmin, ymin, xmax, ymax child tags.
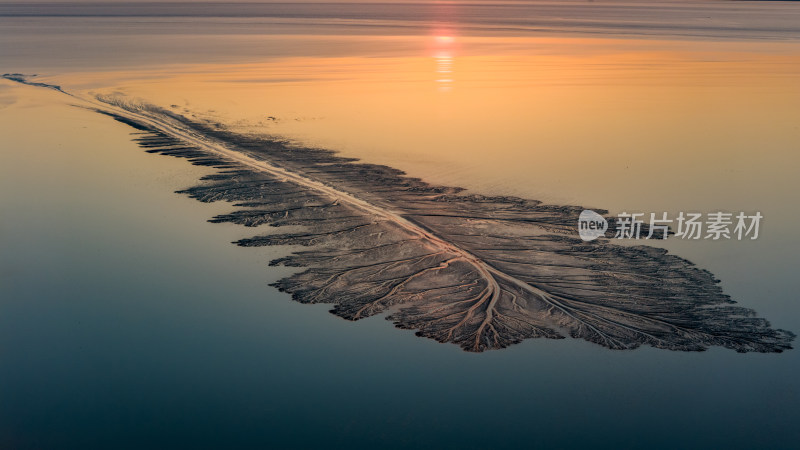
<box><xmin>433</xmin><ymin>33</ymin><xmax>455</xmax><ymax>91</ymax></box>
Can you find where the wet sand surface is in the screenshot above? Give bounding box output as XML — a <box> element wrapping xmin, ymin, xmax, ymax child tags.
<box><xmin>8</xmin><ymin>75</ymin><xmax>786</xmax><ymax>353</ymax></box>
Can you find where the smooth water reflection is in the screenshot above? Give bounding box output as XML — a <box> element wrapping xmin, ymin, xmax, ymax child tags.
<box><xmin>1</xmin><ymin>2</ymin><xmax>800</xmax><ymax>449</ymax></box>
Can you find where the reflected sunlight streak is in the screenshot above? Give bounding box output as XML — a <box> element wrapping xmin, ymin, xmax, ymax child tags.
<box><xmin>433</xmin><ymin>33</ymin><xmax>456</xmax><ymax>92</ymax></box>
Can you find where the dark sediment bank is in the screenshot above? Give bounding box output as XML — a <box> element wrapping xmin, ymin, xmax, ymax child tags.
<box><xmin>5</xmin><ymin>74</ymin><xmax>793</xmax><ymax>353</ymax></box>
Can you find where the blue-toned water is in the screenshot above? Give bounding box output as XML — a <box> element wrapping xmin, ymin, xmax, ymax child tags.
<box><xmin>1</xmin><ymin>2</ymin><xmax>799</xmax><ymax>449</ymax></box>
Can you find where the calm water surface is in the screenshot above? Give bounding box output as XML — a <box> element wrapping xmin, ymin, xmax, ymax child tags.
<box><xmin>1</xmin><ymin>2</ymin><xmax>799</xmax><ymax>449</ymax></box>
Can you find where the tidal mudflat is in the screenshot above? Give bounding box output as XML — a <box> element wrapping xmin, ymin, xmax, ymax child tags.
<box><xmin>6</xmin><ymin>74</ymin><xmax>792</xmax><ymax>353</ymax></box>
<box><xmin>3</xmin><ymin>2</ymin><xmax>800</xmax><ymax>449</ymax></box>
